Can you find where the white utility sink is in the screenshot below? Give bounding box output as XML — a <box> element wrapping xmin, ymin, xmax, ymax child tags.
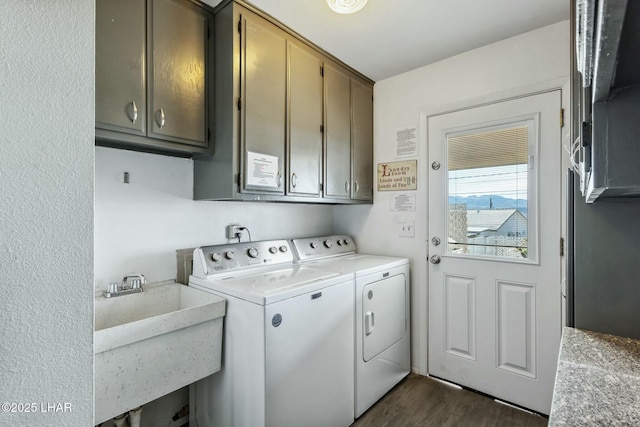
<box><xmin>94</xmin><ymin>280</ymin><xmax>225</xmax><ymax>425</ymax></box>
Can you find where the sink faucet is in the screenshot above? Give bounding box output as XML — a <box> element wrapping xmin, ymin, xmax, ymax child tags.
<box><xmin>103</xmin><ymin>273</ymin><xmax>146</xmax><ymax>298</ymax></box>
<box><xmin>122</xmin><ymin>273</ymin><xmax>146</xmax><ymax>290</ymax></box>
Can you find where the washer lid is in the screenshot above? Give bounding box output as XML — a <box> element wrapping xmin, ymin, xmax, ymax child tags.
<box><xmin>190</xmin><ymin>266</ymin><xmax>352</xmax><ymax>305</ymax></box>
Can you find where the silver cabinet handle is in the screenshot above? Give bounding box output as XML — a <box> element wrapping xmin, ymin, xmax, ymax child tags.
<box><xmin>430</xmin><ymin>255</ymin><xmax>441</xmax><ymax>264</ymax></box>
<box><xmin>291</xmin><ymin>173</ymin><xmax>297</xmax><ymax>188</ymax></box>
<box><xmin>355</xmin><ymin>180</ymin><xmax>360</xmax><ymax>194</ymax></box>
<box><xmin>128</xmin><ymin>101</ymin><xmax>138</xmax><ymax>124</ymax></box>
<box><xmin>277</xmin><ymin>171</ymin><xmax>282</xmax><ymax>187</ymax></box>
<box><xmin>155</xmin><ymin>108</ymin><xmax>165</xmax><ymax>129</ymax></box>
<box><xmin>345</xmin><ymin>180</ymin><xmax>350</xmax><ymax>194</ymax></box>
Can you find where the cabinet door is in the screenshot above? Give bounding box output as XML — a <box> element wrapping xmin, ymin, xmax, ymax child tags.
<box><xmin>351</xmin><ymin>78</ymin><xmax>373</xmax><ymax>200</ymax></box>
<box><xmin>240</xmin><ymin>10</ymin><xmax>287</xmax><ymax>194</ymax></box>
<box><xmin>287</xmin><ymin>41</ymin><xmax>323</xmax><ymax>197</ymax></box>
<box><xmin>148</xmin><ymin>0</ymin><xmax>207</xmax><ymax>147</ymax></box>
<box><xmin>96</xmin><ymin>0</ymin><xmax>146</xmax><ymax>136</ymax></box>
<box><xmin>324</xmin><ymin>63</ymin><xmax>352</xmax><ymax>199</ymax></box>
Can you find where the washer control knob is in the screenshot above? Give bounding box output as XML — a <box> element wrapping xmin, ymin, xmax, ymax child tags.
<box><xmin>247</xmin><ymin>248</ymin><xmax>259</xmax><ymax>258</ymax></box>
<box><xmin>337</xmin><ymin>240</ymin><xmax>343</xmax><ymax>246</ymax></box>
<box><xmin>324</xmin><ymin>240</ymin><xmax>333</xmax><ymax>248</ymax></box>
<box><xmin>279</xmin><ymin>245</ymin><xmax>288</xmax><ymax>253</ymax></box>
<box><xmin>225</xmin><ymin>251</ymin><xmax>235</xmax><ymax>260</ymax></box>
<box><xmin>310</xmin><ymin>242</ymin><xmax>318</xmax><ymax>249</ymax></box>
<box><xmin>344</xmin><ymin>238</ymin><xmax>351</xmax><ymax>245</ymax></box>
<box><xmin>269</xmin><ymin>246</ymin><xmax>278</xmax><ymax>254</ymax></box>
<box><xmin>210</xmin><ymin>252</ymin><xmax>222</xmax><ymax>262</ymax></box>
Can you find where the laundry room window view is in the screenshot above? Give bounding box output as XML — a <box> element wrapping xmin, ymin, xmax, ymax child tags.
<box><xmin>447</xmin><ymin>124</ymin><xmax>531</xmax><ymax>260</ymax></box>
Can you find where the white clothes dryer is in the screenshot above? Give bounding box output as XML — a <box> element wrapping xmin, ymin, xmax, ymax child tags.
<box><xmin>291</xmin><ymin>235</ymin><xmax>411</xmax><ymax>418</ymax></box>
<box><xmin>189</xmin><ymin>239</ymin><xmax>355</xmax><ymax>427</ymax></box>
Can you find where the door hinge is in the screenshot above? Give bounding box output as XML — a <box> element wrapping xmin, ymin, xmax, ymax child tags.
<box><xmin>207</xmin><ymin>128</ymin><xmax>211</xmax><ymax>141</ymax></box>
<box><xmin>319</xmin><ymin>183</ymin><xmax>323</xmax><ymax>192</ymax></box>
<box><xmin>237</xmin><ymin>98</ymin><xmax>242</xmax><ymax>110</ymax></box>
<box><xmin>320</xmin><ymin>125</ymin><xmax>324</xmax><ymax>133</ymax></box>
<box><xmin>320</xmin><ymin>66</ymin><xmax>324</xmax><ymax>77</ymax></box>
<box><xmin>560</xmin><ymin>108</ymin><xmax>565</xmax><ymax>128</ymax></box>
<box><xmin>237</xmin><ymin>17</ymin><xmax>242</xmax><ymax>33</ymax></box>
<box><xmin>560</xmin><ymin>237</ymin><xmax>565</xmax><ymax>257</ymax></box>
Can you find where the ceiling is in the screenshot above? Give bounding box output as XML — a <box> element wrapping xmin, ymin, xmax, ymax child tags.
<box><xmin>206</xmin><ymin>0</ymin><xmax>570</xmax><ymax>82</ymax></box>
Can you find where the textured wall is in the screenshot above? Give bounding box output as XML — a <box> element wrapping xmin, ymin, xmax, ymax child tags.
<box><xmin>0</xmin><ymin>1</ymin><xmax>94</xmax><ymax>426</ymax></box>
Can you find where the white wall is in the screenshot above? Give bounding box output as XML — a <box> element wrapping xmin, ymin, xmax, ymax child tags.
<box><xmin>0</xmin><ymin>1</ymin><xmax>94</xmax><ymax>425</ymax></box>
<box><xmin>334</xmin><ymin>21</ymin><xmax>570</xmax><ymax>374</ymax></box>
<box><xmin>95</xmin><ymin>147</ymin><xmax>334</xmax><ymax>290</ymax></box>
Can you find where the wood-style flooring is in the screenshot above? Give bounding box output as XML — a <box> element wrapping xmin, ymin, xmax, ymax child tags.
<box><xmin>352</xmin><ymin>374</ymin><xmax>548</xmax><ymax>427</ymax></box>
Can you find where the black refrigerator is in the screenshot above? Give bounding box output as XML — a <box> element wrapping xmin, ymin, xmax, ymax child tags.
<box><xmin>567</xmin><ymin>170</ymin><xmax>640</xmax><ymax>339</ymax></box>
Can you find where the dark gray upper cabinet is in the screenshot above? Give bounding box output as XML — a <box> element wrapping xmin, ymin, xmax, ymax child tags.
<box><xmin>351</xmin><ymin>77</ymin><xmax>374</xmax><ymax>201</ymax></box>
<box><xmin>324</xmin><ymin>62</ymin><xmax>352</xmax><ymax>200</ymax></box>
<box><xmin>148</xmin><ymin>0</ymin><xmax>208</xmax><ymax>147</ymax></box>
<box><xmin>240</xmin><ymin>9</ymin><xmax>287</xmax><ymax>194</ymax></box>
<box><xmin>194</xmin><ymin>0</ymin><xmax>373</xmax><ymax>204</ymax></box>
<box><xmin>324</xmin><ymin>63</ymin><xmax>374</xmax><ymax>202</ymax></box>
<box><xmin>96</xmin><ymin>0</ymin><xmax>212</xmax><ymax>156</ymax></box>
<box><xmin>95</xmin><ymin>0</ymin><xmax>146</xmax><ymax>136</ymax></box>
<box><xmin>288</xmin><ymin>41</ymin><xmax>323</xmax><ymax>198</ymax></box>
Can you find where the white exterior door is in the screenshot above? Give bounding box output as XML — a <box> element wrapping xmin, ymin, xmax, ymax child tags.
<box><xmin>427</xmin><ymin>91</ymin><xmax>562</xmax><ymax>414</ymax></box>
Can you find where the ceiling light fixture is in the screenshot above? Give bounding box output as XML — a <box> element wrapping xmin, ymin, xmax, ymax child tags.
<box><xmin>326</xmin><ymin>0</ymin><xmax>368</xmax><ymax>14</ymax></box>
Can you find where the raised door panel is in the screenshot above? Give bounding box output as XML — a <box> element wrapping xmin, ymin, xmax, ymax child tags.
<box><xmin>324</xmin><ymin>63</ymin><xmax>351</xmax><ymax>199</ymax></box>
<box><xmin>497</xmin><ymin>281</ymin><xmax>536</xmax><ymax>378</ymax></box>
<box><xmin>148</xmin><ymin>0</ymin><xmax>207</xmax><ymax>147</ymax></box>
<box><xmin>241</xmin><ymin>10</ymin><xmax>286</xmax><ymax>194</ymax></box>
<box><xmin>351</xmin><ymin>78</ymin><xmax>373</xmax><ymax>200</ymax></box>
<box><xmin>287</xmin><ymin>41</ymin><xmax>322</xmax><ymax>197</ymax></box>
<box><xmin>96</xmin><ymin>0</ymin><xmax>146</xmax><ymax>136</ymax></box>
<box><xmin>444</xmin><ymin>274</ymin><xmax>476</xmax><ymax>360</ymax></box>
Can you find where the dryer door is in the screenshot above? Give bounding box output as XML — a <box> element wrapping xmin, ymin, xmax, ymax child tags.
<box><xmin>362</xmin><ymin>273</ymin><xmax>406</xmax><ymax>361</ymax></box>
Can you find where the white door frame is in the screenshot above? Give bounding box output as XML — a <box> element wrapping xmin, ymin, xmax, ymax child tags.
<box><xmin>415</xmin><ymin>79</ymin><xmax>571</xmax><ymax>377</ymax></box>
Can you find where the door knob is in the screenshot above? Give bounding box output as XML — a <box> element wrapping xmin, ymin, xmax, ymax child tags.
<box><xmin>430</xmin><ymin>255</ymin><xmax>441</xmax><ymax>264</ymax></box>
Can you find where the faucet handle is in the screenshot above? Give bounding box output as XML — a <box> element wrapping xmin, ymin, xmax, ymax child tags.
<box><xmin>107</xmin><ymin>282</ymin><xmax>119</xmax><ymax>294</ymax></box>
<box><xmin>122</xmin><ymin>273</ymin><xmax>146</xmax><ymax>288</ymax></box>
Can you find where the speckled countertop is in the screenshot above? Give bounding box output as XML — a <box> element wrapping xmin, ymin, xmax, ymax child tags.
<box><xmin>548</xmin><ymin>327</ymin><xmax>640</xmax><ymax>426</ymax></box>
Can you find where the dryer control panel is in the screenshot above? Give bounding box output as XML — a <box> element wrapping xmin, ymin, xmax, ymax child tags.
<box><xmin>193</xmin><ymin>240</ymin><xmax>293</xmax><ymax>278</ymax></box>
<box><xmin>291</xmin><ymin>235</ymin><xmax>356</xmax><ymax>261</ymax></box>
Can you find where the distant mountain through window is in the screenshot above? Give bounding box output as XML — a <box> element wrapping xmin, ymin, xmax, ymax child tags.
<box><xmin>448</xmin><ymin>194</ymin><xmax>528</xmax><ymax>215</ymax></box>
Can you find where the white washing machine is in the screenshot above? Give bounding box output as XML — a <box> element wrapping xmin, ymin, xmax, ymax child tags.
<box><xmin>188</xmin><ymin>239</ymin><xmax>355</xmax><ymax>427</ymax></box>
<box><xmin>291</xmin><ymin>235</ymin><xmax>411</xmax><ymax>418</ymax></box>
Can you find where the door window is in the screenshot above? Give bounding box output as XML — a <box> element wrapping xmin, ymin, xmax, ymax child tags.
<box><xmin>445</xmin><ymin>119</ymin><xmax>538</xmax><ymax>262</ymax></box>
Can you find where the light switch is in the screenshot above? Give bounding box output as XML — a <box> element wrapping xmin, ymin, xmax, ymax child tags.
<box><xmin>398</xmin><ymin>220</ymin><xmax>415</xmax><ymax>238</ymax></box>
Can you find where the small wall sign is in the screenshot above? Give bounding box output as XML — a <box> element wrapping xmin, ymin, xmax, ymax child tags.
<box><xmin>377</xmin><ymin>160</ymin><xmax>417</xmax><ymax>191</ymax></box>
